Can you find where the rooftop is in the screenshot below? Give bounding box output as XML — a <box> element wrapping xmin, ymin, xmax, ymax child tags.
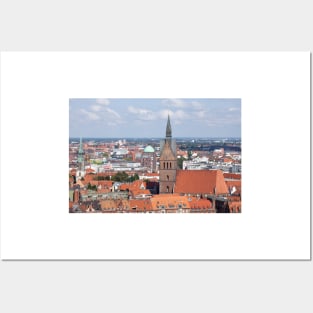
<box><xmin>175</xmin><ymin>169</ymin><xmax>229</xmax><ymax>195</ymax></box>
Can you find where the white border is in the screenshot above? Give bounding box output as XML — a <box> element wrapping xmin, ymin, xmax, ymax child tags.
<box><xmin>0</xmin><ymin>52</ymin><xmax>310</xmax><ymax>259</ymax></box>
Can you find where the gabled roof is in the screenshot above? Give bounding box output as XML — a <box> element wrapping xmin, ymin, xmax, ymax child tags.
<box><xmin>225</xmin><ymin>180</ymin><xmax>241</xmax><ymax>194</ymax></box>
<box><xmin>120</xmin><ymin>180</ymin><xmax>146</xmax><ymax>191</ymax></box>
<box><xmin>131</xmin><ymin>189</ymin><xmax>151</xmax><ymax>198</ymax></box>
<box><xmin>174</xmin><ymin>170</ymin><xmax>229</xmax><ymax>195</ymax></box>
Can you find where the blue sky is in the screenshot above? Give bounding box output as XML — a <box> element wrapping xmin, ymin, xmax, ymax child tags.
<box><xmin>69</xmin><ymin>98</ymin><xmax>241</xmax><ymax>138</ymax></box>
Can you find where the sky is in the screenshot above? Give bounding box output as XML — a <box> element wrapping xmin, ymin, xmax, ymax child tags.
<box><xmin>69</xmin><ymin>98</ymin><xmax>241</xmax><ymax>138</ymax></box>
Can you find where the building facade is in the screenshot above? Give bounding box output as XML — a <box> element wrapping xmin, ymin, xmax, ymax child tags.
<box><xmin>141</xmin><ymin>145</ymin><xmax>157</xmax><ymax>172</ymax></box>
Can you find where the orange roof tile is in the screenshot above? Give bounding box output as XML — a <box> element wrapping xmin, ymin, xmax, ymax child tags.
<box><xmin>189</xmin><ymin>198</ymin><xmax>212</xmax><ymax>209</ymax></box>
<box><xmin>131</xmin><ymin>189</ymin><xmax>151</xmax><ymax>197</ymax></box>
<box><xmin>223</xmin><ymin>173</ymin><xmax>241</xmax><ymax>180</ymax></box>
<box><xmin>100</xmin><ymin>199</ymin><xmax>130</xmax><ymax>211</ymax></box>
<box><xmin>174</xmin><ymin>170</ymin><xmax>229</xmax><ymax>195</ymax></box>
<box><xmin>120</xmin><ymin>180</ymin><xmax>146</xmax><ymax>192</ymax></box>
<box><xmin>90</xmin><ymin>180</ymin><xmax>113</xmax><ymax>188</ymax></box>
<box><xmin>129</xmin><ymin>199</ymin><xmax>153</xmax><ymax>211</ymax></box>
<box><xmin>228</xmin><ymin>201</ymin><xmax>241</xmax><ymax>213</ymax></box>
<box><xmin>150</xmin><ymin>194</ymin><xmax>190</xmax><ymax>211</ymax></box>
<box><xmin>225</xmin><ymin>180</ymin><xmax>241</xmax><ymax>194</ymax></box>
<box><xmin>144</xmin><ymin>173</ymin><xmax>159</xmax><ymax>177</ymax></box>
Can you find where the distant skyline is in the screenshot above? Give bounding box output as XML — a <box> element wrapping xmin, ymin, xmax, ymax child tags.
<box><xmin>69</xmin><ymin>98</ymin><xmax>241</xmax><ymax>138</ymax></box>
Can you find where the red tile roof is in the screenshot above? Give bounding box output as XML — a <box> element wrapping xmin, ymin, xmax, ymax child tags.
<box><xmin>144</xmin><ymin>173</ymin><xmax>159</xmax><ymax>177</ymax></box>
<box><xmin>100</xmin><ymin>199</ymin><xmax>130</xmax><ymax>212</ymax></box>
<box><xmin>120</xmin><ymin>180</ymin><xmax>146</xmax><ymax>191</ymax></box>
<box><xmin>129</xmin><ymin>199</ymin><xmax>153</xmax><ymax>211</ymax></box>
<box><xmin>150</xmin><ymin>194</ymin><xmax>190</xmax><ymax>211</ymax></box>
<box><xmin>228</xmin><ymin>201</ymin><xmax>241</xmax><ymax>213</ymax></box>
<box><xmin>225</xmin><ymin>180</ymin><xmax>241</xmax><ymax>194</ymax></box>
<box><xmin>174</xmin><ymin>170</ymin><xmax>229</xmax><ymax>195</ymax></box>
<box><xmin>223</xmin><ymin>173</ymin><xmax>241</xmax><ymax>180</ymax></box>
<box><xmin>189</xmin><ymin>198</ymin><xmax>212</xmax><ymax>209</ymax></box>
<box><xmin>131</xmin><ymin>189</ymin><xmax>151</xmax><ymax>197</ymax></box>
<box><xmin>90</xmin><ymin>180</ymin><xmax>113</xmax><ymax>188</ymax></box>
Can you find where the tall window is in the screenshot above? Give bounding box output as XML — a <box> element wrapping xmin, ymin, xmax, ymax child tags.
<box><xmin>167</xmin><ymin>175</ymin><xmax>169</xmax><ymax>181</ymax></box>
<box><xmin>167</xmin><ymin>186</ymin><xmax>169</xmax><ymax>193</ymax></box>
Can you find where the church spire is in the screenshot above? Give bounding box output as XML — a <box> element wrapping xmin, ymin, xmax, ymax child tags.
<box><xmin>78</xmin><ymin>137</ymin><xmax>83</xmax><ymax>154</ymax></box>
<box><xmin>78</xmin><ymin>137</ymin><xmax>84</xmax><ymax>165</ymax></box>
<box><xmin>166</xmin><ymin>114</ymin><xmax>172</xmax><ymax>138</ymax></box>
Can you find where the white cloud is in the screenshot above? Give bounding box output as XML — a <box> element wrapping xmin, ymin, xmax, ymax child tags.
<box><xmin>96</xmin><ymin>98</ymin><xmax>110</xmax><ymax>105</ymax></box>
<box><xmin>128</xmin><ymin>106</ymin><xmax>156</xmax><ymax>120</ymax></box>
<box><xmin>193</xmin><ymin>110</ymin><xmax>206</xmax><ymax>119</ymax></box>
<box><xmin>79</xmin><ymin>109</ymin><xmax>101</xmax><ymax>121</ymax></box>
<box><xmin>79</xmin><ymin>106</ymin><xmax>122</xmax><ymax>123</ymax></box>
<box><xmin>128</xmin><ymin>106</ymin><xmax>150</xmax><ymax>115</ymax></box>
<box><xmin>105</xmin><ymin>107</ymin><xmax>121</xmax><ymax>119</ymax></box>
<box><xmin>228</xmin><ymin>107</ymin><xmax>240</xmax><ymax>112</ymax></box>
<box><xmin>163</xmin><ymin>98</ymin><xmax>187</xmax><ymax>108</ymax></box>
<box><xmin>91</xmin><ymin>105</ymin><xmax>102</xmax><ymax>112</ymax></box>
<box><xmin>174</xmin><ymin>109</ymin><xmax>189</xmax><ymax>120</ymax></box>
<box><xmin>158</xmin><ymin>109</ymin><xmax>174</xmax><ymax>119</ymax></box>
<box><xmin>191</xmin><ymin>101</ymin><xmax>204</xmax><ymax>109</ymax></box>
<box><xmin>128</xmin><ymin>106</ymin><xmax>190</xmax><ymax>123</ymax></box>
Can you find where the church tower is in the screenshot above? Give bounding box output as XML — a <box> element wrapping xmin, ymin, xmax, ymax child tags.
<box><xmin>77</xmin><ymin>137</ymin><xmax>85</xmax><ymax>179</ymax></box>
<box><xmin>159</xmin><ymin>115</ymin><xmax>177</xmax><ymax>193</ymax></box>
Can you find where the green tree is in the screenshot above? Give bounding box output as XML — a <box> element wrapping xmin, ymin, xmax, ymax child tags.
<box><xmin>187</xmin><ymin>150</ymin><xmax>192</xmax><ymax>160</ymax></box>
<box><xmin>177</xmin><ymin>157</ymin><xmax>185</xmax><ymax>169</ymax></box>
<box><xmin>87</xmin><ymin>182</ymin><xmax>97</xmax><ymax>191</ymax></box>
<box><xmin>113</xmin><ymin>171</ymin><xmax>129</xmax><ymax>182</ymax></box>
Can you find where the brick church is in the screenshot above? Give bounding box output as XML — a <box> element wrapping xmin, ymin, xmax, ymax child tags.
<box><xmin>159</xmin><ymin>115</ymin><xmax>235</xmax><ymax>212</ymax></box>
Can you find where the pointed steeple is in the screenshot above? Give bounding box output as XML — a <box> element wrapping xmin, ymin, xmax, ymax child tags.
<box><xmin>78</xmin><ymin>137</ymin><xmax>84</xmax><ymax>164</ymax></box>
<box><xmin>166</xmin><ymin>114</ymin><xmax>172</xmax><ymax>138</ymax></box>
<box><xmin>78</xmin><ymin>137</ymin><xmax>83</xmax><ymax>153</ymax></box>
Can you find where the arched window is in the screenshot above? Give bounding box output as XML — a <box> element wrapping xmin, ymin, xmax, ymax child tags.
<box><xmin>163</xmin><ymin>162</ymin><xmax>165</xmax><ymax>169</ymax></box>
<box><xmin>170</xmin><ymin>162</ymin><xmax>172</xmax><ymax>169</ymax></box>
<box><xmin>167</xmin><ymin>175</ymin><xmax>169</xmax><ymax>181</ymax></box>
<box><xmin>167</xmin><ymin>162</ymin><xmax>168</xmax><ymax>169</ymax></box>
<box><xmin>167</xmin><ymin>186</ymin><xmax>169</xmax><ymax>193</ymax></box>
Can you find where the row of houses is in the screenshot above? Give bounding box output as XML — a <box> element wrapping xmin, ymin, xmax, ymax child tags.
<box><xmin>69</xmin><ymin>170</ymin><xmax>241</xmax><ymax>213</ymax></box>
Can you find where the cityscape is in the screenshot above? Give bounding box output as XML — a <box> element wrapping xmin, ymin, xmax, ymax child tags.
<box><xmin>69</xmin><ymin>98</ymin><xmax>241</xmax><ymax>213</ymax></box>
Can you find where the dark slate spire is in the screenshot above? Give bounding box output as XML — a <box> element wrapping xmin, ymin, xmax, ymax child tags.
<box><xmin>166</xmin><ymin>114</ymin><xmax>172</xmax><ymax>138</ymax></box>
